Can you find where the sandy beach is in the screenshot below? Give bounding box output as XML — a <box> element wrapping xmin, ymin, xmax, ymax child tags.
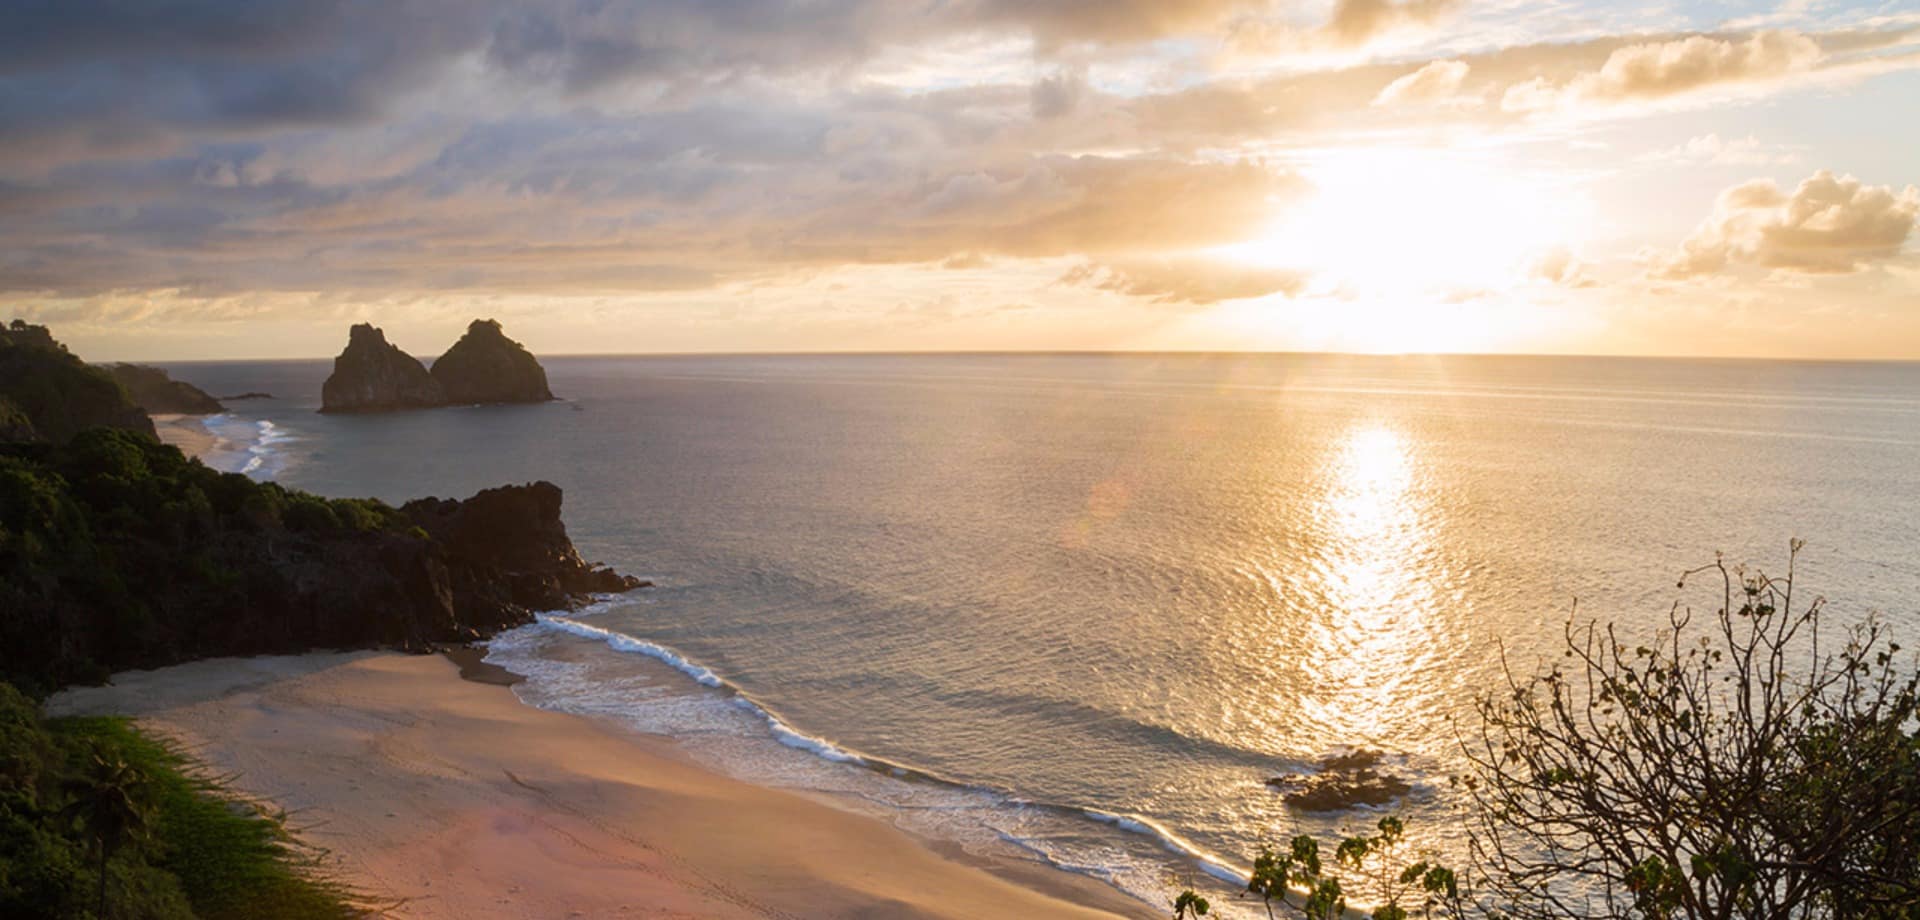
<box><xmin>47</xmin><ymin>652</ymin><xmax>1155</xmax><ymax>920</ymax></box>
<box><xmin>151</xmin><ymin>412</ymin><xmax>218</xmax><ymax>458</ymax></box>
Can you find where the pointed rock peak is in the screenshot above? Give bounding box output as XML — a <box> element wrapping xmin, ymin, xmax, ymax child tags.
<box><xmin>347</xmin><ymin>322</ymin><xmax>389</xmax><ymax>347</ymax></box>
<box><xmin>322</xmin><ymin>323</ymin><xmax>444</xmax><ymax>413</ymax></box>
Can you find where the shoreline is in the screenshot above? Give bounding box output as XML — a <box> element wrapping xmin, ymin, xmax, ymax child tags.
<box><xmin>151</xmin><ymin>412</ymin><xmax>219</xmax><ymax>458</ymax></box>
<box><xmin>47</xmin><ymin>651</ymin><xmax>1157</xmax><ymax>919</ymax></box>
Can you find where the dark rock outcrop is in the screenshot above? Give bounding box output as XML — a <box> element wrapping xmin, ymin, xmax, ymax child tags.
<box><xmin>220</xmin><ymin>392</ymin><xmax>274</xmax><ymax>401</ymax></box>
<box><xmin>430</xmin><ymin>319</ymin><xmax>555</xmax><ymax>405</ymax></box>
<box><xmin>253</xmin><ymin>480</ymin><xmax>645</xmax><ymax>652</ymax></box>
<box><xmin>0</xmin><ymin>428</ymin><xmax>647</xmax><ymax>693</ymax></box>
<box><xmin>319</xmin><ymin>323</ymin><xmax>446</xmax><ymax>413</ymax></box>
<box><xmin>0</xmin><ymin>320</ymin><xmax>156</xmax><ymax>444</ymax></box>
<box><xmin>102</xmin><ymin>363</ymin><xmax>224</xmax><ymax>414</ymax></box>
<box><xmin>1266</xmin><ymin>750</ymin><xmax>1413</xmax><ymax>812</ymax></box>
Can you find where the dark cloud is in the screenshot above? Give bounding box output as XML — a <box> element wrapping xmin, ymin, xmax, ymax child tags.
<box><xmin>0</xmin><ymin>2</ymin><xmax>494</xmax><ymax>174</ymax></box>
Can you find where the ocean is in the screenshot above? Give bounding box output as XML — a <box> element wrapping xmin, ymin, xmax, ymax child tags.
<box><xmin>160</xmin><ymin>353</ymin><xmax>1920</xmax><ymax>915</ymax></box>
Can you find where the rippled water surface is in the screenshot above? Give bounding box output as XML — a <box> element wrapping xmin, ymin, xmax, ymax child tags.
<box><xmin>164</xmin><ymin>353</ymin><xmax>1920</xmax><ymax>913</ymax></box>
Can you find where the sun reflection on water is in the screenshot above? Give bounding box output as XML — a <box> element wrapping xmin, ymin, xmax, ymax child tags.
<box><xmin>1295</xmin><ymin>419</ymin><xmax>1447</xmax><ymax>751</ymax></box>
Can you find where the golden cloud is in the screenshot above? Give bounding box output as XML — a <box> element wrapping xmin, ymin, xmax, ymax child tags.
<box><xmin>1656</xmin><ymin>170</ymin><xmax>1919</xmax><ymax>278</ymax></box>
<box><xmin>1372</xmin><ymin>60</ymin><xmax>1473</xmax><ymax>107</ymax></box>
<box><xmin>1062</xmin><ymin>258</ymin><xmax>1308</xmax><ymax>305</ymax></box>
<box><xmin>1503</xmin><ymin>31</ymin><xmax>1823</xmax><ymax>113</ymax></box>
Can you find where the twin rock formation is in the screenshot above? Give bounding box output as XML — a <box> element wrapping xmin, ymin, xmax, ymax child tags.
<box><xmin>322</xmin><ymin>319</ymin><xmax>554</xmax><ymax>413</ymax></box>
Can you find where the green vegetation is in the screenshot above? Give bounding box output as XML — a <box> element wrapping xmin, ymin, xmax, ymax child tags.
<box><xmin>0</xmin><ymin>320</ymin><xmax>155</xmax><ymax>445</ymax></box>
<box><xmin>1</xmin><ymin>427</ymin><xmax>417</xmax><ymax>693</ymax></box>
<box><xmin>1177</xmin><ymin>816</ymin><xmax>1466</xmax><ymax>920</ymax></box>
<box><xmin>1176</xmin><ymin>546</ymin><xmax>1920</xmax><ymax>919</ymax></box>
<box><xmin>0</xmin><ymin>683</ymin><xmax>358</xmax><ymax>919</ymax></box>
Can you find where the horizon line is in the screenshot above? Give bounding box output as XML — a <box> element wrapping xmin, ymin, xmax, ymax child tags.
<box><xmin>142</xmin><ymin>347</ymin><xmax>1920</xmax><ymax>366</ymax></box>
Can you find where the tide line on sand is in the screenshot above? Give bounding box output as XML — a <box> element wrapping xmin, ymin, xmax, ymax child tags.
<box><xmin>44</xmin><ymin>651</ymin><xmax>1157</xmax><ymax>920</ymax></box>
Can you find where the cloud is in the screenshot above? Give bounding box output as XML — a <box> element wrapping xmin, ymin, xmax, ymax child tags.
<box><xmin>1656</xmin><ymin>170</ymin><xmax>1919</xmax><ymax>278</ymax></box>
<box><xmin>0</xmin><ymin>1</ymin><xmax>492</xmax><ymax>168</ymax></box>
<box><xmin>1638</xmin><ymin>133</ymin><xmax>1800</xmax><ymax>167</ymax></box>
<box><xmin>1503</xmin><ymin>30</ymin><xmax>1824</xmax><ymax>113</ymax></box>
<box><xmin>1225</xmin><ymin>0</ymin><xmax>1460</xmax><ymax>56</ymax></box>
<box><xmin>1323</xmin><ymin>0</ymin><xmax>1461</xmax><ymax>47</ymax></box>
<box><xmin>0</xmin><ymin>122</ymin><xmax>1302</xmax><ymax>296</ymax></box>
<box><xmin>1580</xmin><ymin>31</ymin><xmax>1822</xmax><ymax>100</ymax></box>
<box><xmin>1372</xmin><ymin>60</ymin><xmax>1472</xmax><ymax>107</ymax></box>
<box><xmin>1062</xmin><ymin>258</ymin><xmax>1308</xmax><ymax>305</ymax></box>
<box><xmin>1031</xmin><ymin>68</ymin><xmax>1087</xmax><ymax>119</ymax></box>
<box><xmin>1530</xmin><ymin>246</ymin><xmax>1595</xmax><ymax>287</ymax></box>
<box><xmin>0</xmin><ymin>0</ymin><xmax>1913</xmax><ymax>335</ymax></box>
<box><xmin>787</xmin><ymin>156</ymin><xmax>1306</xmax><ymax>264</ymax></box>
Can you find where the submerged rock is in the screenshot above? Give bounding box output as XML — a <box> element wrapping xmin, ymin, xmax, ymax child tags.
<box><xmin>430</xmin><ymin>319</ymin><xmax>555</xmax><ymax>405</ymax></box>
<box><xmin>320</xmin><ymin>323</ymin><xmax>446</xmax><ymax>413</ymax></box>
<box><xmin>103</xmin><ymin>363</ymin><xmax>224</xmax><ymax>414</ymax></box>
<box><xmin>1267</xmin><ymin>749</ymin><xmax>1413</xmax><ymax>812</ymax></box>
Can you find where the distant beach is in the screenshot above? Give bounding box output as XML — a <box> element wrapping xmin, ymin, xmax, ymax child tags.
<box><xmin>150</xmin><ymin>412</ymin><xmax>218</xmax><ymax>459</ymax></box>
<box><xmin>47</xmin><ymin>652</ymin><xmax>1153</xmax><ymax>919</ymax></box>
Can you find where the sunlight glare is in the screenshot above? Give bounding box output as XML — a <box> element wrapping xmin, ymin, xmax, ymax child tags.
<box><xmin>1218</xmin><ymin>149</ymin><xmax>1591</xmax><ymax>296</ymax></box>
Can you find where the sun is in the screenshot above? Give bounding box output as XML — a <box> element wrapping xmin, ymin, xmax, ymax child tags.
<box><xmin>1216</xmin><ymin>148</ymin><xmax>1592</xmax><ymax>296</ymax></box>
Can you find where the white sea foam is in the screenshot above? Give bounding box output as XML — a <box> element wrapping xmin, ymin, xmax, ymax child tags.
<box><xmin>734</xmin><ymin>697</ymin><xmax>868</xmax><ymax>765</ymax></box>
<box><xmin>529</xmin><ymin>613</ymin><xmax>873</xmax><ymax>766</ymax></box>
<box><xmin>533</xmin><ymin>613</ymin><xmax>725</xmax><ymax>688</ymax></box>
<box><xmin>198</xmin><ymin>415</ymin><xmax>294</xmax><ymax>478</ymax></box>
<box><xmin>1082</xmin><ymin>808</ymin><xmax>1248</xmax><ymax>885</ymax></box>
<box><xmin>484</xmin><ymin>611</ymin><xmax>1258</xmax><ymax>916</ymax></box>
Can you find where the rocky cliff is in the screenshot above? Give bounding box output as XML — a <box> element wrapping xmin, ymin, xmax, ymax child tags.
<box><xmin>0</xmin><ymin>428</ymin><xmax>645</xmax><ymax>693</ymax></box>
<box><xmin>0</xmin><ymin>320</ymin><xmax>156</xmax><ymax>444</ymax></box>
<box><xmin>430</xmin><ymin>319</ymin><xmax>555</xmax><ymax>405</ymax></box>
<box><xmin>319</xmin><ymin>323</ymin><xmax>446</xmax><ymax>413</ymax></box>
<box><xmin>103</xmin><ymin>363</ymin><xmax>224</xmax><ymax>414</ymax></box>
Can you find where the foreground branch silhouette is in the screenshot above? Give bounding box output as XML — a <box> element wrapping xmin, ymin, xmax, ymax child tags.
<box><xmin>1461</xmin><ymin>541</ymin><xmax>1920</xmax><ymax>918</ymax></box>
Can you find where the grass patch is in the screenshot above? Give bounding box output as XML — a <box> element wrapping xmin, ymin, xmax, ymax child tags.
<box><xmin>50</xmin><ymin>717</ymin><xmax>362</xmax><ymax>920</ymax></box>
<box><xmin>1</xmin><ymin>681</ymin><xmax>365</xmax><ymax>919</ymax></box>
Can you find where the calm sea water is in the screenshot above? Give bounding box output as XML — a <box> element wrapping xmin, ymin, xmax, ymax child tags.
<box><xmin>162</xmin><ymin>353</ymin><xmax>1920</xmax><ymax>915</ymax></box>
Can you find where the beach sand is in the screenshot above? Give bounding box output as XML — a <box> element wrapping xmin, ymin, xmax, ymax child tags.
<box><xmin>47</xmin><ymin>652</ymin><xmax>1156</xmax><ymax>919</ymax></box>
<box><xmin>151</xmin><ymin>413</ymin><xmax>218</xmax><ymax>458</ymax></box>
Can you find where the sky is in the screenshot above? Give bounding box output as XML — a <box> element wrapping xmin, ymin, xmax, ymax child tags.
<box><xmin>2</xmin><ymin>1</ymin><xmax>1918</xmax><ymax>361</ymax></box>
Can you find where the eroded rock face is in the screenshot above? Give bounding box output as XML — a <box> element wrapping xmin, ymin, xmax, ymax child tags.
<box><xmin>320</xmin><ymin>323</ymin><xmax>446</xmax><ymax>413</ymax></box>
<box><xmin>221</xmin><ymin>480</ymin><xmax>646</xmax><ymax>655</ymax></box>
<box><xmin>103</xmin><ymin>364</ymin><xmax>224</xmax><ymax>414</ymax></box>
<box><xmin>403</xmin><ymin>481</ymin><xmax>645</xmax><ymax>613</ymax></box>
<box><xmin>430</xmin><ymin>319</ymin><xmax>555</xmax><ymax>405</ymax></box>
